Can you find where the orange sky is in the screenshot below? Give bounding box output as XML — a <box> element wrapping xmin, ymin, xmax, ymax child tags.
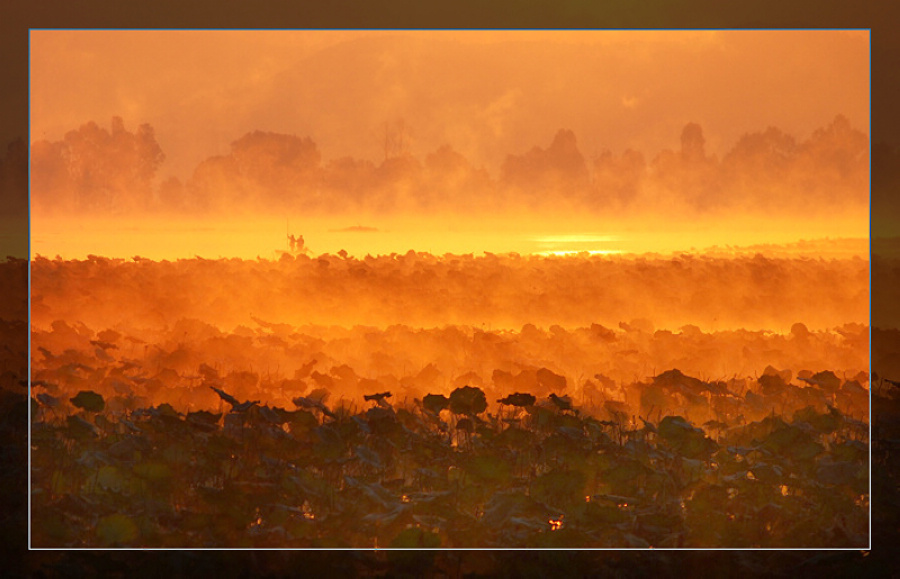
<box><xmin>30</xmin><ymin>30</ymin><xmax>869</xmax><ymax>181</ymax></box>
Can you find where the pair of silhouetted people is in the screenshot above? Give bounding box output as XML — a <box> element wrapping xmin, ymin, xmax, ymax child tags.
<box><xmin>288</xmin><ymin>234</ymin><xmax>305</xmax><ymax>253</ymax></box>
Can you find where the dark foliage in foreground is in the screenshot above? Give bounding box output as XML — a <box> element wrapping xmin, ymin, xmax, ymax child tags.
<box><xmin>31</xmin><ymin>377</ymin><xmax>867</xmax><ymax>549</ymax></box>
<box><xmin>0</xmin><ymin>278</ymin><xmax>889</xmax><ymax>577</ymax></box>
<box><xmin>9</xmin><ymin>377</ymin><xmax>896</xmax><ymax>577</ymax></box>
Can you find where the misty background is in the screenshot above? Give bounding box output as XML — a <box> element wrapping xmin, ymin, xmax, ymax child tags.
<box><xmin>28</xmin><ymin>114</ymin><xmax>868</xmax><ymax>218</ymax></box>
<box><xmin>27</xmin><ymin>31</ymin><xmax>869</xmax><ymax>219</ymax></box>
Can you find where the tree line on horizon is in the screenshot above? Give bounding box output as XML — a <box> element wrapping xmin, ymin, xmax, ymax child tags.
<box><xmin>28</xmin><ymin>115</ymin><xmax>868</xmax><ymax>215</ymax></box>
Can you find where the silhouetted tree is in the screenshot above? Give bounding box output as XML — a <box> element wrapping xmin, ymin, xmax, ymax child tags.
<box><xmin>590</xmin><ymin>148</ymin><xmax>646</xmax><ymax>208</ymax></box>
<box><xmin>792</xmin><ymin>114</ymin><xmax>868</xmax><ymax>205</ymax></box>
<box><xmin>423</xmin><ymin>144</ymin><xmax>494</xmax><ymax>210</ymax></box>
<box><xmin>651</xmin><ymin>122</ymin><xmax>720</xmax><ymax>211</ymax></box>
<box><xmin>187</xmin><ymin>131</ymin><xmax>322</xmax><ymax>211</ymax></box>
<box><xmin>30</xmin><ymin>117</ymin><xmax>164</xmax><ymax>213</ymax></box>
<box><xmin>680</xmin><ymin>122</ymin><xmax>706</xmax><ymax>164</ymax></box>
<box><xmin>501</xmin><ymin>129</ymin><xmax>590</xmax><ymax>205</ymax></box>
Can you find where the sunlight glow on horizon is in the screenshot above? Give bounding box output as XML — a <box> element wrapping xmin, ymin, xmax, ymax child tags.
<box><xmin>29</xmin><ymin>205</ymin><xmax>871</xmax><ymax>261</ymax></box>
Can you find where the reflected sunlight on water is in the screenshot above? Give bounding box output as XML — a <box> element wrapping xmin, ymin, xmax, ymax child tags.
<box><xmin>30</xmin><ymin>212</ymin><xmax>869</xmax><ymax>261</ymax></box>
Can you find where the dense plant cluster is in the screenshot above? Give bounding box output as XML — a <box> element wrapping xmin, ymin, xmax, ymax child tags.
<box><xmin>31</xmin><ymin>253</ymin><xmax>869</xmax><ymax>336</ymax></box>
<box><xmin>31</xmin><ymin>354</ymin><xmax>868</xmax><ymax>548</ymax></box>
<box><xmin>8</xmin><ymin>329</ymin><xmax>895</xmax><ymax>573</ymax></box>
<box><xmin>29</xmin><ymin>315</ymin><xmax>868</xmax><ymax>421</ymax></box>
<box><xmin>26</xmin><ymin>251</ymin><xmax>872</xmax><ymax>550</ymax></box>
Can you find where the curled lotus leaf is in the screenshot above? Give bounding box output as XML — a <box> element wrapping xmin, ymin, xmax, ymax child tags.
<box><xmin>70</xmin><ymin>390</ymin><xmax>105</xmax><ymax>413</ymax></box>
<box><xmin>449</xmin><ymin>386</ymin><xmax>487</xmax><ymax>416</ymax></box>
<box><xmin>498</xmin><ymin>392</ymin><xmax>536</xmax><ymax>407</ymax></box>
<box><xmin>658</xmin><ymin>415</ymin><xmax>717</xmax><ymax>458</ymax></box>
<box><xmin>792</xmin><ymin>406</ymin><xmax>841</xmax><ymax>434</ymax></box>
<box><xmin>423</xmin><ymin>393</ymin><xmax>449</xmax><ymax>414</ymax></box>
